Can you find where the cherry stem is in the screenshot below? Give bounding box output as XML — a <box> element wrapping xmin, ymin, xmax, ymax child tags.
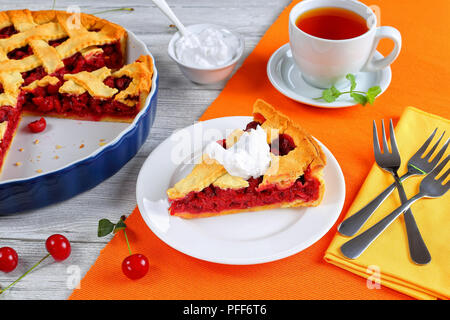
<box><xmin>91</xmin><ymin>8</ymin><xmax>134</xmax><ymax>15</ymax></box>
<box><xmin>123</xmin><ymin>230</ymin><xmax>132</xmax><ymax>256</ymax></box>
<box><xmin>0</xmin><ymin>253</ymin><xmax>50</xmax><ymax>295</ymax></box>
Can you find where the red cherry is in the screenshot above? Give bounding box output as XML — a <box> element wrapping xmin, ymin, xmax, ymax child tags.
<box><xmin>0</xmin><ymin>247</ymin><xmax>18</xmax><ymax>273</ymax></box>
<box><xmin>45</xmin><ymin>234</ymin><xmax>71</xmax><ymax>261</ymax></box>
<box><xmin>122</xmin><ymin>254</ymin><xmax>149</xmax><ymax>280</ymax></box>
<box><xmin>27</xmin><ymin>117</ymin><xmax>46</xmax><ymax>133</ymax></box>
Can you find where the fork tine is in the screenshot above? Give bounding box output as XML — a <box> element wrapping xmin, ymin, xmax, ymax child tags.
<box><xmin>415</xmin><ymin>128</ymin><xmax>438</xmax><ymax>157</ymax></box>
<box><xmin>429</xmin><ymin>138</ymin><xmax>449</xmax><ymax>167</ymax></box>
<box><xmin>423</xmin><ymin>131</ymin><xmax>446</xmax><ymax>161</ymax></box>
<box><xmin>373</xmin><ymin>120</ymin><xmax>381</xmax><ymax>158</ymax></box>
<box><xmin>381</xmin><ymin>120</ymin><xmax>390</xmax><ymax>153</ymax></box>
<box><xmin>389</xmin><ymin>119</ymin><xmax>399</xmax><ymax>156</ymax></box>
<box><xmin>428</xmin><ymin>155</ymin><xmax>450</xmax><ymax>178</ymax></box>
<box><xmin>437</xmin><ymin>167</ymin><xmax>450</xmax><ymax>183</ymax></box>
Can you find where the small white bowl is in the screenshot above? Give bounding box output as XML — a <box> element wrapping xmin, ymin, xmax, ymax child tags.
<box><xmin>168</xmin><ymin>24</ymin><xmax>244</xmax><ymax>84</ymax></box>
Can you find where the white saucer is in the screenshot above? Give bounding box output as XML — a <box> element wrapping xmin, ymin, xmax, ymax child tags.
<box><xmin>136</xmin><ymin>116</ymin><xmax>346</xmax><ymax>265</ymax></box>
<box><xmin>267</xmin><ymin>43</ymin><xmax>392</xmax><ymax>108</ymax></box>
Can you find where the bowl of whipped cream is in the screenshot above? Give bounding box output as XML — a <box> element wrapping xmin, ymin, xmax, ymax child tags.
<box><xmin>168</xmin><ymin>24</ymin><xmax>244</xmax><ymax>84</ymax></box>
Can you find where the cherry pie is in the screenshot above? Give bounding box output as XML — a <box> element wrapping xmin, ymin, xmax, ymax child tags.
<box><xmin>0</xmin><ymin>10</ymin><xmax>154</xmax><ymax>171</ymax></box>
<box><xmin>167</xmin><ymin>99</ymin><xmax>326</xmax><ymax>218</ymax></box>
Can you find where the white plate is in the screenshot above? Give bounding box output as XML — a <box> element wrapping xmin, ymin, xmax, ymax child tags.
<box><xmin>136</xmin><ymin>116</ymin><xmax>346</xmax><ymax>265</ymax></box>
<box><xmin>267</xmin><ymin>43</ymin><xmax>392</xmax><ymax>108</ymax></box>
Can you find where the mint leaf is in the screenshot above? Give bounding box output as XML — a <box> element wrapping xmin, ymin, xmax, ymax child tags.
<box><xmin>366</xmin><ymin>86</ymin><xmax>382</xmax><ymax>104</ymax></box>
<box><xmin>98</xmin><ymin>219</ymin><xmax>115</xmax><ymax>237</ymax></box>
<box><xmin>350</xmin><ymin>92</ymin><xmax>368</xmax><ymax>106</ymax></box>
<box><xmin>320</xmin><ymin>86</ymin><xmax>341</xmax><ymax>102</ymax></box>
<box><xmin>330</xmin><ymin>86</ymin><xmax>341</xmax><ymax>97</ymax></box>
<box><xmin>346</xmin><ymin>74</ymin><xmax>357</xmax><ymax>92</ymax></box>
<box><xmin>315</xmin><ymin>75</ymin><xmax>380</xmax><ymax>105</ymax></box>
<box><xmin>322</xmin><ymin>88</ymin><xmax>337</xmax><ymax>102</ymax></box>
<box><xmin>113</xmin><ymin>219</ymin><xmax>127</xmax><ymax>234</ymax></box>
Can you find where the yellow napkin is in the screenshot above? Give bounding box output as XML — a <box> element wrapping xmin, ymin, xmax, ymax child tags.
<box><xmin>325</xmin><ymin>107</ymin><xmax>450</xmax><ymax>300</ymax></box>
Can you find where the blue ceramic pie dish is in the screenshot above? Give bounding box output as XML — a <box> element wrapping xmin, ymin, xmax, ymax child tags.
<box><xmin>0</xmin><ymin>31</ymin><xmax>158</xmax><ymax>214</ymax></box>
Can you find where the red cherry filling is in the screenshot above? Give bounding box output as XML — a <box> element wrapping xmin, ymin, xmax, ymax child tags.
<box><xmin>244</xmin><ymin>120</ymin><xmax>260</xmax><ymax>132</ymax></box>
<box><xmin>0</xmin><ymin>105</ymin><xmax>21</xmax><ymax>168</ymax></box>
<box><xmin>244</xmin><ymin>114</ymin><xmax>266</xmax><ymax>132</ymax></box>
<box><xmin>168</xmin><ymin>167</ymin><xmax>320</xmax><ymax>215</ymax></box>
<box><xmin>17</xmin><ymin>41</ymin><xmax>123</xmax><ymax>86</ymax></box>
<box><xmin>48</xmin><ymin>37</ymin><xmax>69</xmax><ymax>47</ymax></box>
<box><xmin>101</xmin><ymin>42</ymin><xmax>123</xmax><ymax>69</ymax></box>
<box><xmin>104</xmin><ymin>76</ymin><xmax>132</xmax><ymax>91</ymax></box>
<box><xmin>22</xmin><ymin>76</ymin><xmax>137</xmax><ymax>120</ymax></box>
<box><xmin>270</xmin><ymin>133</ymin><xmax>296</xmax><ymax>156</ymax></box>
<box><xmin>0</xmin><ymin>25</ymin><xmax>18</xmax><ymax>39</ymax></box>
<box><xmin>57</xmin><ymin>52</ymin><xmax>107</xmax><ymax>75</ymax></box>
<box><xmin>7</xmin><ymin>44</ymin><xmax>33</xmax><ymax>60</ymax></box>
<box><xmin>21</xmin><ymin>67</ymin><xmax>47</xmax><ymax>86</ymax></box>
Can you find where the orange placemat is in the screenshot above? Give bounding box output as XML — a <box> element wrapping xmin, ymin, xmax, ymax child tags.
<box><xmin>70</xmin><ymin>0</ymin><xmax>450</xmax><ymax>300</ymax></box>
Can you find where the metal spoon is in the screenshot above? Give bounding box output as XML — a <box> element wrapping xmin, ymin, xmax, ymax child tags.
<box><xmin>152</xmin><ymin>0</ymin><xmax>189</xmax><ymax>37</ymax></box>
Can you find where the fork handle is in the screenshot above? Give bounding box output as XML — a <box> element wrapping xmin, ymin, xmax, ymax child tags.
<box><xmin>338</xmin><ymin>171</ymin><xmax>414</xmax><ymax>236</ymax></box>
<box><xmin>393</xmin><ymin>173</ymin><xmax>432</xmax><ymax>265</ymax></box>
<box><xmin>340</xmin><ymin>194</ymin><xmax>423</xmax><ymax>259</ymax></box>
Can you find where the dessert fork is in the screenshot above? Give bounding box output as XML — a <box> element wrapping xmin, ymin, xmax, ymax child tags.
<box><xmin>372</xmin><ymin>120</ymin><xmax>429</xmax><ymax>264</ymax></box>
<box><xmin>338</xmin><ymin>126</ymin><xmax>448</xmax><ymax>241</ymax></box>
<box><xmin>341</xmin><ymin>155</ymin><xmax>449</xmax><ymax>259</ymax></box>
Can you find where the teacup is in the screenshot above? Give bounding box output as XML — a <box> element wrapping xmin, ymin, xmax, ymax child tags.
<box><xmin>289</xmin><ymin>0</ymin><xmax>401</xmax><ymax>88</ymax></box>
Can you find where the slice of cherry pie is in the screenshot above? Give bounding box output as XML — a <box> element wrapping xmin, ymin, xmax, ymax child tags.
<box><xmin>0</xmin><ymin>9</ymin><xmax>154</xmax><ymax>172</ymax></box>
<box><xmin>167</xmin><ymin>99</ymin><xmax>326</xmax><ymax>219</ymax></box>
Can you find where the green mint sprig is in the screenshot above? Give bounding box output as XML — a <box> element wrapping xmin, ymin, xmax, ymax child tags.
<box><xmin>314</xmin><ymin>74</ymin><xmax>382</xmax><ymax>106</ymax></box>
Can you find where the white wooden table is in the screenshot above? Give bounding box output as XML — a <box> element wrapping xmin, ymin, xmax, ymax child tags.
<box><xmin>0</xmin><ymin>0</ymin><xmax>291</xmax><ymax>300</ymax></box>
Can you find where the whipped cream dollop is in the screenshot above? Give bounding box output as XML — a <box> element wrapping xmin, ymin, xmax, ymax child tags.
<box><xmin>175</xmin><ymin>26</ymin><xmax>240</xmax><ymax>68</ymax></box>
<box><xmin>205</xmin><ymin>125</ymin><xmax>271</xmax><ymax>180</ymax></box>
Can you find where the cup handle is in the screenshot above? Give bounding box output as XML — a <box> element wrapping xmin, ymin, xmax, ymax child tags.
<box><xmin>362</xmin><ymin>26</ymin><xmax>402</xmax><ymax>72</ymax></box>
